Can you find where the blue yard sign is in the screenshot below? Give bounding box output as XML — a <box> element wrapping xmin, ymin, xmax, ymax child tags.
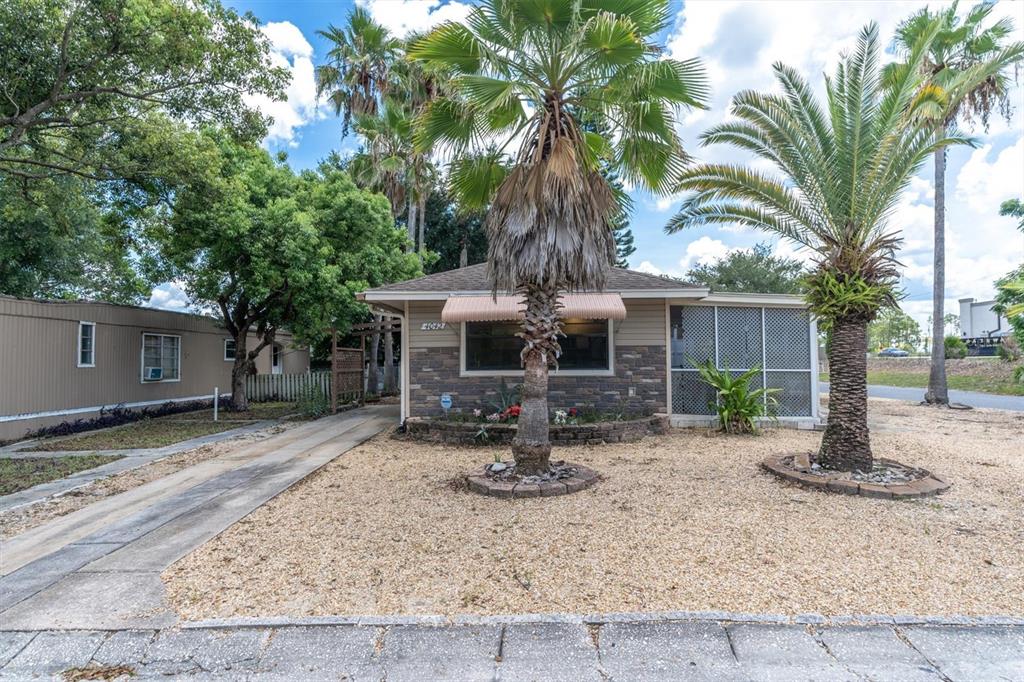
<box><xmin>440</xmin><ymin>393</ymin><xmax>453</xmax><ymax>411</ymax></box>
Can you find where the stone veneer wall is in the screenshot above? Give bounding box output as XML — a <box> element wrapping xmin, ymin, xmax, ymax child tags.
<box><xmin>405</xmin><ymin>414</ymin><xmax>669</xmax><ymax>446</ymax></box>
<box><xmin>407</xmin><ymin>344</ymin><xmax>667</xmax><ymax>418</ymax></box>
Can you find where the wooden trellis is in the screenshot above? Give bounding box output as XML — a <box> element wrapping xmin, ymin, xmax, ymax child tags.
<box><xmin>330</xmin><ymin>317</ymin><xmax>401</xmax><ymax>413</ymax></box>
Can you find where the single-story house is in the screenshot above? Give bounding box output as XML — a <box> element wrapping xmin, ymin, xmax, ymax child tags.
<box><xmin>358</xmin><ymin>263</ymin><xmax>820</xmax><ymax>427</ymax></box>
<box><xmin>0</xmin><ymin>296</ymin><xmax>309</xmax><ymax>441</ymax></box>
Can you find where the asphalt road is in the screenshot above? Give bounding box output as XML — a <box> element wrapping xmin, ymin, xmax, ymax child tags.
<box><xmin>821</xmin><ymin>382</ymin><xmax>1024</xmax><ymax>412</ymax></box>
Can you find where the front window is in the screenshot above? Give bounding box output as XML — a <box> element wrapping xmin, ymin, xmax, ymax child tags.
<box><xmin>142</xmin><ymin>333</ymin><xmax>180</xmax><ymax>381</ymax></box>
<box><xmin>78</xmin><ymin>322</ymin><xmax>95</xmax><ymax>367</ymax></box>
<box><xmin>464</xmin><ymin>319</ymin><xmax>610</xmax><ymax>372</ymax></box>
<box><xmin>224</xmin><ymin>338</ymin><xmax>236</xmax><ymax>361</ymax></box>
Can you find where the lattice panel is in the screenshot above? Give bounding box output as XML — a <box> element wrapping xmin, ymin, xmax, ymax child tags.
<box><xmin>765</xmin><ymin>308</ymin><xmax>811</xmax><ymax>369</ymax></box>
<box><xmin>716</xmin><ymin>307</ymin><xmax>763</xmax><ymax>369</ymax></box>
<box><xmin>672</xmin><ymin>372</ymin><xmax>717</xmax><ymax>415</ymax></box>
<box><xmin>671</xmin><ymin>306</ymin><xmax>715</xmax><ymax>367</ymax></box>
<box><xmin>766</xmin><ymin>371</ymin><xmax>813</xmax><ymax>416</ymax></box>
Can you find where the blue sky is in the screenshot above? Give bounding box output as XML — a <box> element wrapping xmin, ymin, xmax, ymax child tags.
<box><xmin>150</xmin><ymin>0</ymin><xmax>1024</xmax><ymax>332</ymax></box>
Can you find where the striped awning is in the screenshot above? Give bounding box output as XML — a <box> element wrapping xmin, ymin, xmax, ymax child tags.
<box><xmin>441</xmin><ymin>293</ymin><xmax>626</xmax><ymax>323</ymax></box>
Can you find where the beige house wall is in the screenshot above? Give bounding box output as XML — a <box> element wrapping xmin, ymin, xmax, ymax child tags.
<box><xmin>0</xmin><ymin>297</ymin><xmax>308</xmax><ymax>441</ymax></box>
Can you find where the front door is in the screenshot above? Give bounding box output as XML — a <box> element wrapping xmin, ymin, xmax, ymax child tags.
<box><xmin>271</xmin><ymin>345</ymin><xmax>283</xmax><ymax>374</ymax></box>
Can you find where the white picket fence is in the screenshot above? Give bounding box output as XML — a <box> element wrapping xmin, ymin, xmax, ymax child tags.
<box><xmin>246</xmin><ymin>371</ymin><xmax>332</xmax><ymax>402</ymax></box>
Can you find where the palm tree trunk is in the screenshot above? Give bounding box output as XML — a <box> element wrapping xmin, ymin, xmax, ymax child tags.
<box><xmin>406</xmin><ymin>198</ymin><xmax>417</xmax><ymax>252</ymax></box>
<box><xmin>818</xmin><ymin>316</ymin><xmax>872</xmax><ymax>472</ymax></box>
<box><xmin>417</xmin><ymin>195</ymin><xmax>426</xmax><ymax>254</ymax></box>
<box><xmin>925</xmin><ymin>147</ymin><xmax>949</xmax><ymax>405</ymax></box>
<box><xmin>512</xmin><ymin>283</ymin><xmax>561</xmax><ymax>475</ymax></box>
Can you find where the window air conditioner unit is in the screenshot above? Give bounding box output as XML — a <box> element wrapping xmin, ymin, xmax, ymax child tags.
<box><xmin>143</xmin><ymin>366</ymin><xmax>163</xmax><ymax>381</ymax></box>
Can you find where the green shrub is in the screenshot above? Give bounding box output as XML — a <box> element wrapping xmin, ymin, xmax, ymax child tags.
<box><xmin>944</xmin><ymin>335</ymin><xmax>968</xmax><ymax>360</ymax></box>
<box><xmin>997</xmin><ymin>335</ymin><xmax>1021</xmax><ymax>362</ymax></box>
<box><xmin>296</xmin><ymin>384</ymin><xmax>330</xmax><ymax>419</ymax></box>
<box><xmin>693</xmin><ymin>360</ymin><xmax>780</xmax><ymax>434</ymax></box>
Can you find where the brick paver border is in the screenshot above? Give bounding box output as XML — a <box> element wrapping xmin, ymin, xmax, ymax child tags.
<box><xmin>466</xmin><ymin>463</ymin><xmax>600</xmax><ymax>498</ymax></box>
<box><xmin>762</xmin><ymin>454</ymin><xmax>951</xmax><ymax>499</ymax></box>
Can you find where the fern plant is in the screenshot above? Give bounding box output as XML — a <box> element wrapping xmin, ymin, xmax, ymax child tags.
<box><xmin>693</xmin><ymin>361</ymin><xmax>780</xmax><ymax>434</ymax></box>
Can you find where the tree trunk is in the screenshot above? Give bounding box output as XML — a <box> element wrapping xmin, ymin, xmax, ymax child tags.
<box><xmin>368</xmin><ymin>315</ymin><xmax>382</xmax><ymax>396</ymax></box>
<box><xmin>230</xmin><ymin>335</ymin><xmax>250</xmax><ymax>412</ymax></box>
<box><xmin>511</xmin><ymin>283</ymin><xmax>561</xmax><ymax>475</ymax></box>
<box><xmin>925</xmin><ymin>147</ymin><xmax>949</xmax><ymax>405</ymax></box>
<box><xmin>406</xmin><ymin>198</ymin><xmax>417</xmax><ymax>252</ymax></box>
<box><xmin>383</xmin><ymin>319</ymin><xmax>396</xmax><ymax>394</ymax></box>
<box><xmin>818</xmin><ymin>316</ymin><xmax>872</xmax><ymax>472</ymax></box>
<box><xmin>417</xmin><ymin>195</ymin><xmax>426</xmax><ymax>254</ymax></box>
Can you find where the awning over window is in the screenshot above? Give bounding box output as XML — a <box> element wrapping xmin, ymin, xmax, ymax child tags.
<box><xmin>441</xmin><ymin>293</ymin><xmax>627</xmax><ymax>323</ymax></box>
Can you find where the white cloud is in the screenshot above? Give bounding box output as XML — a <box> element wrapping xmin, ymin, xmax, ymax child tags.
<box><xmin>636</xmin><ymin>261</ymin><xmax>666</xmax><ymax>276</ymax></box>
<box><xmin>679</xmin><ymin>236</ymin><xmax>736</xmax><ymax>270</ymax></box>
<box><xmin>356</xmin><ymin>0</ymin><xmax>473</xmax><ymax>38</ymax></box>
<box><xmin>246</xmin><ymin>21</ymin><xmax>322</xmax><ymax>146</ymax></box>
<box><xmin>956</xmin><ymin>137</ymin><xmax>1024</xmax><ymax>214</ymax></box>
<box><xmin>146</xmin><ymin>282</ymin><xmax>191</xmax><ymax>312</ymax></box>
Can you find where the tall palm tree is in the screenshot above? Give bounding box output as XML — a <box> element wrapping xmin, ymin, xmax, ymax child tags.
<box><xmin>667</xmin><ymin>23</ymin><xmax>967</xmax><ymax>472</ymax></box>
<box><xmin>316</xmin><ymin>7</ymin><xmax>402</xmax><ymax>136</ymax></box>
<box><xmin>888</xmin><ymin>1</ymin><xmax>1024</xmax><ymax>406</ymax></box>
<box><xmin>410</xmin><ymin>0</ymin><xmax>708</xmax><ymax>474</ymax></box>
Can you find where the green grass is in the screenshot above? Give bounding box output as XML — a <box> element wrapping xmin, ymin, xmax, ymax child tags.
<box><xmin>28</xmin><ymin>419</ymin><xmax>251</xmax><ymax>452</ymax></box>
<box><xmin>820</xmin><ymin>372</ymin><xmax>1024</xmax><ymax>396</ymax></box>
<box><xmin>0</xmin><ymin>455</ymin><xmax>123</xmax><ymax>495</ymax></box>
<box><xmin>172</xmin><ymin>401</ymin><xmax>298</xmax><ymax>421</ymax></box>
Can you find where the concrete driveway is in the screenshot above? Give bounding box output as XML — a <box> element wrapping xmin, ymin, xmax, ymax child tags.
<box><xmin>0</xmin><ymin>405</ymin><xmax>398</xmax><ymax>631</ymax></box>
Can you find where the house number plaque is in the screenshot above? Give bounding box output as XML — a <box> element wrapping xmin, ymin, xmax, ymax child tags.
<box><xmin>420</xmin><ymin>322</ymin><xmax>447</xmax><ymax>330</ymax></box>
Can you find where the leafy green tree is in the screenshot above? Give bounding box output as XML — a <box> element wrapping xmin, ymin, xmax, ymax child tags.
<box><xmin>994</xmin><ymin>198</ymin><xmax>1024</xmax><ymax>344</ymax></box>
<box><xmin>155</xmin><ymin>133</ymin><xmax>420</xmax><ymax>409</ymax></box>
<box><xmin>423</xmin><ymin>189</ymin><xmax>487</xmax><ymax>273</ymax></box>
<box><xmin>868</xmin><ymin>307</ymin><xmax>923</xmax><ymax>351</ymax></box>
<box><xmin>1000</xmin><ymin>198</ymin><xmax>1024</xmax><ymax>231</ymax></box>
<box><xmin>614</xmin><ymin>222</ymin><xmax>637</xmax><ymax>269</ymax></box>
<box><xmin>411</xmin><ymin>0</ymin><xmax>708</xmax><ymax>474</ymax></box>
<box><xmin>0</xmin><ymin>175</ymin><xmax>158</xmax><ymax>302</ymax></box>
<box><xmin>667</xmin><ymin>24</ymin><xmax>965</xmax><ymax>472</ymax></box>
<box><xmin>888</xmin><ymin>2</ymin><xmax>1024</xmax><ymax>405</ymax></box>
<box><xmin>0</xmin><ymin>0</ymin><xmax>286</xmax><ymax>182</ymax></box>
<box><xmin>685</xmin><ymin>243</ymin><xmax>805</xmax><ymax>294</ymax></box>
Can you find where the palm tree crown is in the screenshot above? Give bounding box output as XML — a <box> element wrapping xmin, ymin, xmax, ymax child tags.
<box><xmin>666</xmin><ymin>22</ymin><xmax>969</xmax><ymax>471</ymax></box>
<box><xmin>316</xmin><ymin>7</ymin><xmax>402</xmax><ymax>136</ymax></box>
<box><xmin>669</xmin><ymin>23</ymin><xmax>965</xmax><ymax>318</ymax></box>
<box><xmin>410</xmin><ymin>0</ymin><xmax>708</xmax><ymax>294</ymax></box>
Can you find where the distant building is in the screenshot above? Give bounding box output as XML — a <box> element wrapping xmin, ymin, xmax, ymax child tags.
<box><xmin>959</xmin><ymin>297</ymin><xmax>1011</xmax><ymax>356</ymax></box>
<box><xmin>0</xmin><ymin>296</ymin><xmax>309</xmax><ymax>441</ymax></box>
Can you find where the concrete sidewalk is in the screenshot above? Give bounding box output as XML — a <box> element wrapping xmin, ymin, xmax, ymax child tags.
<box><xmin>0</xmin><ymin>405</ymin><xmax>398</xmax><ymax>632</ymax></box>
<box><xmin>0</xmin><ymin>619</ymin><xmax>1020</xmax><ymax>680</ymax></box>
<box><xmin>820</xmin><ymin>381</ymin><xmax>1024</xmax><ymax>412</ymax></box>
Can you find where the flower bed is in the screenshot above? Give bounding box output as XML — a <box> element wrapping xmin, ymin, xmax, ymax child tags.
<box><xmin>404</xmin><ymin>414</ymin><xmax>669</xmax><ymax>446</ymax></box>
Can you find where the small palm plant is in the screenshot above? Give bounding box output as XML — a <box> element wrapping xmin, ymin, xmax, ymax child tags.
<box><xmin>667</xmin><ymin>23</ymin><xmax>968</xmax><ymax>471</ymax></box>
<box><xmin>693</xmin><ymin>361</ymin><xmax>779</xmax><ymax>434</ymax></box>
<box><xmin>410</xmin><ymin>0</ymin><xmax>709</xmax><ymax>474</ymax></box>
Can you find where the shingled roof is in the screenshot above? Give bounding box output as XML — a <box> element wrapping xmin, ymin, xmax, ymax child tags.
<box><xmin>364</xmin><ymin>263</ymin><xmax>699</xmax><ymax>294</ymax></box>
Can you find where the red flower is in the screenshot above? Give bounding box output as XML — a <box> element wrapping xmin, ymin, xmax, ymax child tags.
<box><xmin>503</xmin><ymin>404</ymin><xmax>521</xmax><ymax>419</ymax></box>
<box><xmin>568</xmin><ymin>407</ymin><xmax>578</xmax><ymax>417</ymax></box>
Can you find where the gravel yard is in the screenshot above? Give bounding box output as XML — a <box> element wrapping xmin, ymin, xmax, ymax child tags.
<box><xmin>163</xmin><ymin>399</ymin><xmax>1024</xmax><ymax>619</ymax></box>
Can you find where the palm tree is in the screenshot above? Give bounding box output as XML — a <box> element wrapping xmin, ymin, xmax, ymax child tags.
<box><xmin>888</xmin><ymin>1</ymin><xmax>1024</xmax><ymax>406</ymax></box>
<box><xmin>666</xmin><ymin>23</ymin><xmax>968</xmax><ymax>472</ymax></box>
<box><xmin>410</xmin><ymin>0</ymin><xmax>708</xmax><ymax>474</ymax></box>
<box><xmin>316</xmin><ymin>7</ymin><xmax>402</xmax><ymax>136</ymax></box>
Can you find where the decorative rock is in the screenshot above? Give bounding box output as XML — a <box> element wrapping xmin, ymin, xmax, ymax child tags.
<box><xmin>489</xmin><ymin>462</ymin><xmax>508</xmax><ymax>473</ymax></box>
<box><xmin>464</xmin><ymin>464</ymin><xmax>599</xmax><ymax>499</ymax></box>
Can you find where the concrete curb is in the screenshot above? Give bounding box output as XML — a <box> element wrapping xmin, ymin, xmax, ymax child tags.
<box><xmin>179</xmin><ymin>610</ymin><xmax>1024</xmax><ymax>630</ymax></box>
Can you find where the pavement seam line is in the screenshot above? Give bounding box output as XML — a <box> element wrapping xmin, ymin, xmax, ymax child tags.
<box><xmin>810</xmin><ymin>624</ymin><xmax>867</xmax><ymax>680</ymax></box>
<box><xmin>492</xmin><ymin>623</ymin><xmax>506</xmax><ymax>682</ymax></box>
<box><xmin>0</xmin><ymin>631</ymin><xmax>38</xmax><ymax>669</ymax></box>
<box><xmin>891</xmin><ymin>625</ymin><xmax>953</xmax><ymax>682</ymax></box>
<box><xmin>723</xmin><ymin>625</ymin><xmax>739</xmax><ymax>663</ymax></box>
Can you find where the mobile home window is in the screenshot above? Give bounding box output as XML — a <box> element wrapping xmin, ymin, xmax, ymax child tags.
<box><xmin>142</xmin><ymin>334</ymin><xmax>180</xmax><ymax>381</ymax></box>
<box><xmin>464</xmin><ymin>319</ymin><xmax>610</xmax><ymax>372</ymax></box>
<box><xmin>224</xmin><ymin>338</ymin><xmax>237</xmax><ymax>361</ymax></box>
<box><xmin>78</xmin><ymin>322</ymin><xmax>95</xmax><ymax>367</ymax></box>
